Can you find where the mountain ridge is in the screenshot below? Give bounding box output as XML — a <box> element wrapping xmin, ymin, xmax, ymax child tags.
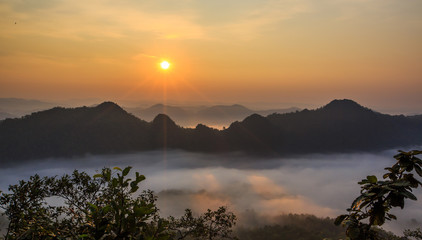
<box><xmin>1</xmin><ymin>99</ymin><xmax>421</xmax><ymax>163</ymax></box>
<box><xmin>126</xmin><ymin>103</ymin><xmax>300</xmax><ymax>127</ymax></box>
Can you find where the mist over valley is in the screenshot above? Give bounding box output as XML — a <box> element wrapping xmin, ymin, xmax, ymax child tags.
<box><xmin>2</xmin><ymin>1</ymin><xmax>421</xmax><ymax>238</ymax></box>
<box><xmin>1</xmin><ymin>99</ymin><xmax>421</xmax><ymax>238</ymax></box>
<box><xmin>1</xmin><ymin>149</ymin><xmax>421</xmax><ymax>235</ymax></box>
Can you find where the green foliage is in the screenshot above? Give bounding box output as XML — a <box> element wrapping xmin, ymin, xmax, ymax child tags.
<box><xmin>80</xmin><ymin>166</ymin><xmax>164</xmax><ymax>239</ymax></box>
<box><xmin>0</xmin><ymin>175</ymin><xmax>62</xmax><ymax>239</ymax></box>
<box><xmin>0</xmin><ymin>166</ymin><xmax>237</xmax><ymax>240</ymax></box>
<box><xmin>404</xmin><ymin>228</ymin><xmax>422</xmax><ymax>239</ymax></box>
<box><xmin>335</xmin><ymin>150</ymin><xmax>422</xmax><ymax>240</ymax></box>
<box><xmin>169</xmin><ymin>207</ymin><xmax>237</xmax><ymax>240</ymax></box>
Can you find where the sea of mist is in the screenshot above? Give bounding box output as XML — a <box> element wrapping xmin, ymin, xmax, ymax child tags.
<box><xmin>1</xmin><ymin>149</ymin><xmax>422</xmax><ymax>235</ymax></box>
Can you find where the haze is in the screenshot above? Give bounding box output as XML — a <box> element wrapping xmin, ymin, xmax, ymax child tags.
<box><xmin>0</xmin><ymin>150</ymin><xmax>421</xmax><ymax>234</ymax></box>
<box><xmin>1</xmin><ymin>0</ymin><xmax>422</xmax><ymax>113</ymax></box>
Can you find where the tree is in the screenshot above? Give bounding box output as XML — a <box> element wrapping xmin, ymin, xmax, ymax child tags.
<box><xmin>335</xmin><ymin>150</ymin><xmax>422</xmax><ymax>240</ymax></box>
<box><xmin>0</xmin><ymin>167</ymin><xmax>237</xmax><ymax>240</ymax></box>
<box><xmin>404</xmin><ymin>228</ymin><xmax>422</xmax><ymax>239</ymax></box>
<box><xmin>169</xmin><ymin>207</ymin><xmax>237</xmax><ymax>240</ymax></box>
<box><xmin>77</xmin><ymin>167</ymin><xmax>169</xmax><ymax>239</ymax></box>
<box><xmin>0</xmin><ymin>167</ymin><xmax>170</xmax><ymax>239</ymax></box>
<box><xmin>0</xmin><ymin>174</ymin><xmax>63</xmax><ymax>239</ymax></box>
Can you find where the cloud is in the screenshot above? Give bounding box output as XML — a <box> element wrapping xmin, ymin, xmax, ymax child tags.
<box><xmin>0</xmin><ymin>0</ymin><xmax>322</xmax><ymax>42</ymax></box>
<box><xmin>0</xmin><ymin>0</ymin><xmax>206</xmax><ymax>40</ymax></box>
<box><xmin>132</xmin><ymin>53</ymin><xmax>158</xmax><ymax>61</ymax></box>
<box><xmin>1</xmin><ymin>149</ymin><xmax>421</xmax><ymax>234</ymax></box>
<box><xmin>202</xmin><ymin>0</ymin><xmax>312</xmax><ymax>41</ymax></box>
<box><xmin>248</xmin><ymin>175</ymin><xmax>288</xmax><ymax>199</ymax></box>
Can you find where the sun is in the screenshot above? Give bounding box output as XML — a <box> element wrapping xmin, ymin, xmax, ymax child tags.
<box><xmin>160</xmin><ymin>61</ymin><xmax>170</xmax><ymax>70</ymax></box>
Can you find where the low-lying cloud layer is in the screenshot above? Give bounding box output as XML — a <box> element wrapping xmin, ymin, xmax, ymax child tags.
<box><xmin>1</xmin><ymin>149</ymin><xmax>421</xmax><ymax>234</ymax></box>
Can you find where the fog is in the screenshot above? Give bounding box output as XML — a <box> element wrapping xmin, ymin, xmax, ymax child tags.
<box><xmin>1</xmin><ymin>149</ymin><xmax>421</xmax><ymax>234</ymax></box>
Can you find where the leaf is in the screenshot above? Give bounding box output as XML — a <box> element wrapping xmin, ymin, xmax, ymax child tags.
<box><xmin>93</xmin><ymin>174</ymin><xmax>103</xmax><ymax>178</ymax></box>
<box><xmin>411</xmin><ymin>150</ymin><xmax>422</xmax><ymax>155</ymax></box>
<box><xmin>413</xmin><ymin>155</ymin><xmax>422</xmax><ymax>161</ymax></box>
<box><xmin>113</xmin><ymin>167</ymin><xmax>122</xmax><ymax>171</ymax></box>
<box><xmin>358</xmin><ymin>179</ymin><xmax>369</xmax><ymax>185</ymax></box>
<box><xmin>130</xmin><ymin>181</ymin><xmax>139</xmax><ymax>193</ymax></box>
<box><xmin>123</xmin><ymin>166</ymin><xmax>132</xmax><ymax>177</ymax></box>
<box><xmin>386</xmin><ymin>213</ymin><xmax>397</xmax><ymax>220</ymax></box>
<box><xmin>400</xmin><ymin>190</ymin><xmax>417</xmax><ymax>201</ymax></box>
<box><xmin>390</xmin><ymin>193</ymin><xmax>405</xmax><ymax>209</ymax></box>
<box><xmin>137</xmin><ymin>174</ymin><xmax>146</xmax><ymax>182</ymax></box>
<box><xmin>391</xmin><ymin>180</ymin><xmax>411</xmax><ymax>187</ymax></box>
<box><xmin>367</xmin><ymin>175</ymin><xmax>378</xmax><ymax>183</ymax></box>
<box><xmin>131</xmin><ymin>186</ymin><xmax>139</xmax><ymax>193</ymax></box>
<box><xmin>105</xmin><ymin>170</ymin><xmax>111</xmax><ymax>181</ymax></box>
<box><xmin>87</xmin><ymin>202</ymin><xmax>98</xmax><ymax>211</ymax></box>
<box><xmin>364</xmin><ymin>192</ymin><xmax>376</xmax><ymax>197</ymax></box>
<box><xmin>370</xmin><ymin>204</ymin><xmax>385</xmax><ymax>226</ymax></box>
<box><xmin>351</xmin><ymin>195</ymin><xmax>365</xmax><ymax>210</ymax></box>
<box><xmin>334</xmin><ymin>215</ymin><xmax>348</xmax><ymax>225</ymax></box>
<box><xmin>112</xmin><ymin>178</ymin><xmax>118</xmax><ymax>188</ymax></box>
<box><xmin>415</xmin><ymin>165</ymin><xmax>422</xmax><ymax>177</ymax></box>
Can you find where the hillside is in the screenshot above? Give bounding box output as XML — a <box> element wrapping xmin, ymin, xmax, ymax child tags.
<box><xmin>127</xmin><ymin>103</ymin><xmax>299</xmax><ymax>127</ymax></box>
<box><xmin>1</xmin><ymin>99</ymin><xmax>421</xmax><ymax>162</ymax></box>
<box><xmin>225</xmin><ymin>99</ymin><xmax>422</xmax><ymax>153</ymax></box>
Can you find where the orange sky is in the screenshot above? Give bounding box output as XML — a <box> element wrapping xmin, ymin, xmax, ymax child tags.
<box><xmin>1</xmin><ymin>0</ymin><xmax>421</xmax><ymax>112</ymax></box>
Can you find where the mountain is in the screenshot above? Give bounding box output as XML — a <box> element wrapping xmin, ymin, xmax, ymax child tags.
<box><xmin>0</xmin><ymin>102</ymin><xmax>152</xmax><ymax>161</ymax></box>
<box><xmin>132</xmin><ymin>104</ymin><xmax>191</xmax><ymax>124</ymax></box>
<box><xmin>229</xmin><ymin>99</ymin><xmax>422</xmax><ymax>153</ymax></box>
<box><xmin>255</xmin><ymin>107</ymin><xmax>301</xmax><ymax>116</ymax></box>
<box><xmin>0</xmin><ymin>98</ymin><xmax>57</xmax><ymax>118</ymax></box>
<box><xmin>1</xmin><ymin>99</ymin><xmax>422</xmax><ymax>163</ymax></box>
<box><xmin>0</xmin><ymin>111</ymin><xmax>15</xmax><ymax>120</ymax></box>
<box><xmin>127</xmin><ymin>104</ymin><xmax>299</xmax><ymax>128</ymax></box>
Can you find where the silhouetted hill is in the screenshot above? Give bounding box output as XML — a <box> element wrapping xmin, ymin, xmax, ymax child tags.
<box><xmin>0</xmin><ymin>98</ymin><xmax>57</xmax><ymax>117</ymax></box>
<box><xmin>0</xmin><ymin>111</ymin><xmax>15</xmax><ymax>120</ymax></box>
<box><xmin>127</xmin><ymin>103</ymin><xmax>299</xmax><ymax>128</ymax></box>
<box><xmin>258</xmin><ymin>99</ymin><xmax>422</xmax><ymax>153</ymax></box>
<box><xmin>256</xmin><ymin>107</ymin><xmax>300</xmax><ymax>117</ymax></box>
<box><xmin>1</xmin><ymin>99</ymin><xmax>422</xmax><ymax>163</ymax></box>
<box><xmin>0</xmin><ymin>102</ymin><xmax>151</xmax><ymax>161</ymax></box>
<box><xmin>139</xmin><ymin>104</ymin><xmax>190</xmax><ymax>122</ymax></box>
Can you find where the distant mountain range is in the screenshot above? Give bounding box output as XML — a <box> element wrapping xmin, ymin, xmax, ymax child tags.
<box><xmin>0</xmin><ymin>98</ymin><xmax>299</xmax><ymax>126</ymax></box>
<box><xmin>0</xmin><ymin>98</ymin><xmax>57</xmax><ymax>120</ymax></box>
<box><xmin>125</xmin><ymin>104</ymin><xmax>300</xmax><ymax>128</ymax></box>
<box><xmin>1</xmin><ymin>99</ymin><xmax>421</xmax><ymax>162</ymax></box>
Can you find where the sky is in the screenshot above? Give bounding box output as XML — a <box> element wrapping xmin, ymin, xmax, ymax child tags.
<box><xmin>0</xmin><ymin>0</ymin><xmax>421</xmax><ymax>112</ymax></box>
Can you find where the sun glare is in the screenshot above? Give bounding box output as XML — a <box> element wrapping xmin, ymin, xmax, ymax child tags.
<box><xmin>160</xmin><ymin>61</ymin><xmax>170</xmax><ymax>70</ymax></box>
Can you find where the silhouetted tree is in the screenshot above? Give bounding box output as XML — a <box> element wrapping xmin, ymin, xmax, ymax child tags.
<box><xmin>169</xmin><ymin>207</ymin><xmax>237</xmax><ymax>240</ymax></box>
<box><xmin>335</xmin><ymin>150</ymin><xmax>422</xmax><ymax>239</ymax></box>
<box><xmin>0</xmin><ymin>167</ymin><xmax>237</xmax><ymax>240</ymax></box>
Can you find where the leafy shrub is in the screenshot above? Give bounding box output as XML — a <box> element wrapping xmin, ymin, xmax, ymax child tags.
<box><xmin>335</xmin><ymin>150</ymin><xmax>422</xmax><ymax>240</ymax></box>
<box><xmin>0</xmin><ymin>167</ymin><xmax>237</xmax><ymax>240</ymax></box>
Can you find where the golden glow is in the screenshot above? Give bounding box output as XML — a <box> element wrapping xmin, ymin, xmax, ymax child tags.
<box><xmin>0</xmin><ymin>0</ymin><xmax>421</xmax><ymax>111</ymax></box>
<box><xmin>160</xmin><ymin>61</ymin><xmax>170</xmax><ymax>70</ymax></box>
